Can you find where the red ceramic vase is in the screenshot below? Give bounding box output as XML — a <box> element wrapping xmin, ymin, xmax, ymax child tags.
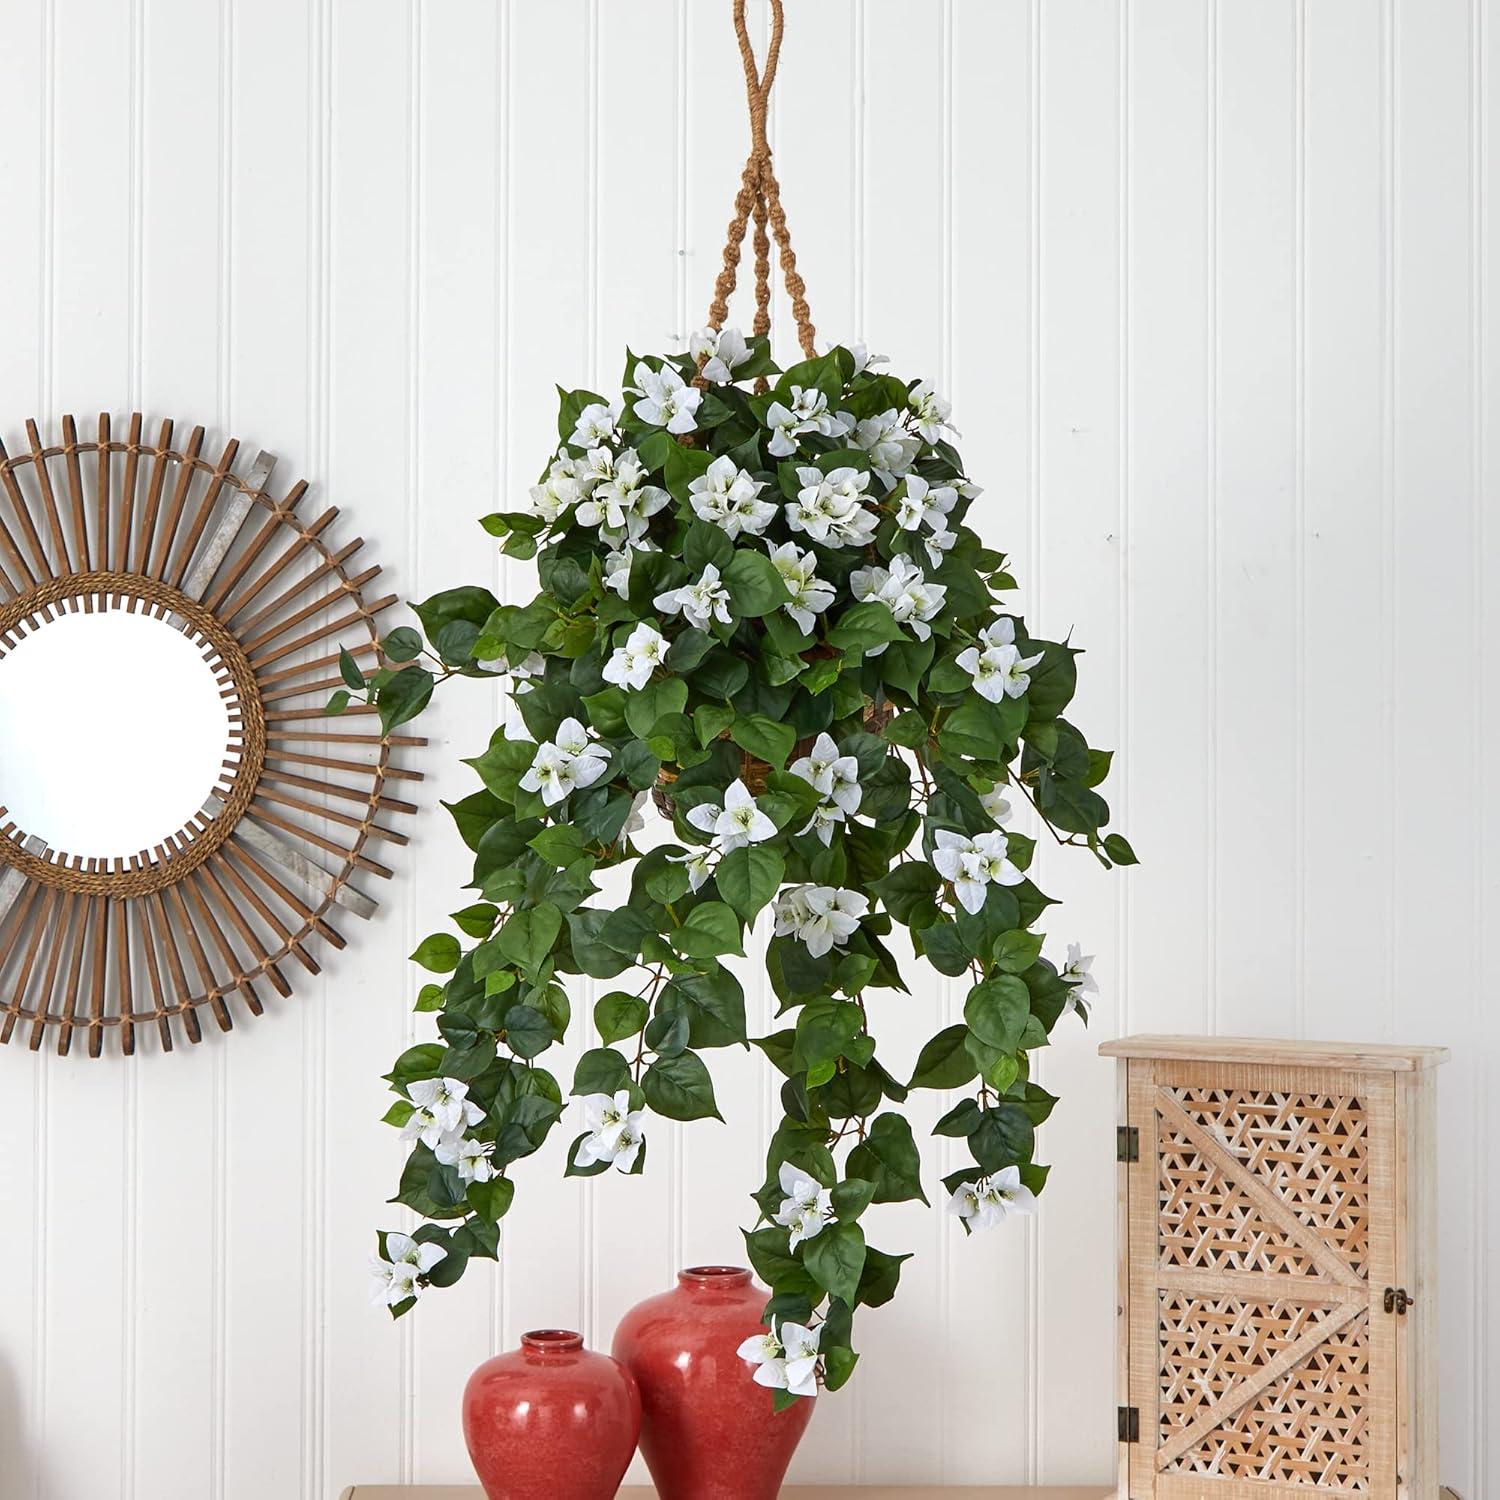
<box><xmin>612</xmin><ymin>1266</ymin><xmax>815</xmax><ymax>1500</ymax></box>
<box><xmin>462</xmin><ymin>1329</ymin><xmax>640</xmax><ymax>1500</ymax></box>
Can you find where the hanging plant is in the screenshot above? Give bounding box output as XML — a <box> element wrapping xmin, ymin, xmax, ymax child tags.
<box><xmin>358</xmin><ymin>0</ymin><xmax>1133</xmax><ymax>1406</ymax></box>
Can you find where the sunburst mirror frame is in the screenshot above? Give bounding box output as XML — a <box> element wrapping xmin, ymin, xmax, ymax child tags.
<box><xmin>0</xmin><ymin>413</ymin><xmax>421</xmax><ymax>1057</ymax></box>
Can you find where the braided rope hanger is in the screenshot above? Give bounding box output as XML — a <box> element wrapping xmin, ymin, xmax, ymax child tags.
<box><xmin>700</xmin><ymin>0</ymin><xmax>818</xmax><ymax>377</ymax></box>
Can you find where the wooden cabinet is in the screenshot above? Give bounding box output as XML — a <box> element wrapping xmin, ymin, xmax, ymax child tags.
<box><xmin>1099</xmin><ymin>1036</ymin><xmax>1448</xmax><ymax>1500</ymax></box>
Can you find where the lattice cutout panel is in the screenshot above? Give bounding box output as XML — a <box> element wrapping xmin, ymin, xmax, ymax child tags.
<box><xmin>1158</xmin><ymin>1293</ymin><xmax>1372</xmax><ymax>1490</ymax></box>
<box><xmin>1158</xmin><ymin>1088</ymin><xmax>1371</xmax><ymax>1279</ymax></box>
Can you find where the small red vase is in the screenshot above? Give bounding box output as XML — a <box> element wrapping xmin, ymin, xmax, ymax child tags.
<box><xmin>462</xmin><ymin>1329</ymin><xmax>640</xmax><ymax>1500</ymax></box>
<box><xmin>612</xmin><ymin>1266</ymin><xmax>815</xmax><ymax>1500</ymax></box>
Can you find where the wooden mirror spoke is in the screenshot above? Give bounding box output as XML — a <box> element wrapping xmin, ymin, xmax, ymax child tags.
<box><xmin>0</xmin><ymin>413</ymin><xmax>421</xmax><ymax>1056</ymax></box>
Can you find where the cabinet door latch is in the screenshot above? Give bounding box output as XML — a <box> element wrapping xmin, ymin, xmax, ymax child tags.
<box><xmin>1383</xmin><ymin>1286</ymin><xmax>1414</xmax><ymax>1315</ymax></box>
<box><xmin>1116</xmin><ymin>1125</ymin><xmax>1139</xmax><ymax>1163</ymax></box>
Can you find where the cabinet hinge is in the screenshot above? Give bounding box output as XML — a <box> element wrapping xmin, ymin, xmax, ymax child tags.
<box><xmin>1116</xmin><ymin>1125</ymin><xmax>1139</xmax><ymax>1163</ymax></box>
<box><xmin>1118</xmin><ymin>1405</ymin><xmax>1140</xmax><ymax>1442</ymax></box>
<box><xmin>1383</xmin><ymin>1286</ymin><xmax>1414</xmax><ymax>1315</ymax></box>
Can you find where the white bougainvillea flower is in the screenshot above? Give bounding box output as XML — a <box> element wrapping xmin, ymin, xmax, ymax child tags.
<box><xmin>946</xmin><ymin>1166</ymin><xmax>1037</xmax><ymax>1231</ymax></box>
<box><xmin>369</xmin><ymin>1232</ymin><xmax>447</xmax><ymax>1307</ymax></box>
<box><xmin>796</xmin><ymin>799</ymin><xmax>847</xmax><ymax>846</ymax></box>
<box><xmin>768</xmin><ymin>541</ymin><xmax>836</xmax><ymax>633</ymax></box>
<box><xmin>518</xmin><ymin>717</ymin><xmax>610</xmax><ymax>807</ymax></box>
<box><xmin>853</xmin><ymin>408</ymin><xmax>921</xmax><ymax>487</ymax></box>
<box><xmin>529</xmin><ymin>459</ymin><xmax>581</xmax><ymax>522</ymax></box>
<box><xmin>1060</xmin><ymin>942</ymin><xmax>1098</xmax><ymax>1017</ymax></box>
<box><xmin>979</xmin><ymin>617</ymin><xmax>1016</xmax><ymax>649</ymax></box>
<box><xmin>667</xmin><ymin>846</ymin><xmax>716</xmax><ymax>893</ymax></box>
<box><xmin>895</xmin><ymin>473</ymin><xmax>959</xmax><ymax>531</ymax></box>
<box><xmin>736</xmin><ymin>1320</ymin><xmax>821</xmax><ymax>1397</ymax></box>
<box><xmin>434</xmin><ymin>1133</ymin><xmax>497</xmax><ymax>1184</ymax></box>
<box><xmin>847</xmin><ymin>340</ymin><xmax>888</xmax><ymax>375</ymax></box>
<box><xmin>408</xmin><ymin>1076</ymin><xmax>485</xmax><ymax>1136</ymax></box>
<box><xmin>572</xmin><ymin>444</ymin><xmax>617</xmax><ymax>492</ymax></box>
<box><xmin>570</xmin><ymin>399</ymin><xmax>621</xmax><ymax>450</ymax></box>
<box><xmin>1000</xmin><ymin>643</ymin><xmax>1046</xmax><ymax>698</ymax></box>
<box><xmin>736</xmin><ymin>1326</ymin><xmax>788</xmax><ymax>1389</ymax></box>
<box><xmin>932</xmin><ymin>829</ymin><xmax>1023</xmax><ymax>915</ymax></box>
<box><xmin>775</xmin><ymin>1161</ymin><xmax>835</xmax><ymax>1249</ymax></box>
<box><xmin>774</xmin><ymin>884</ymin><xmax>868</xmax><ymax>957</ymax></box>
<box><xmin>578</xmin><ymin>1089</ymin><xmax>646</xmax><ymax>1172</ymax></box>
<box><xmin>630</xmin><ymin>361</ymin><xmax>703</xmax><ymax>435</ymax></box>
<box><xmin>923</xmin><ymin>526</ymin><xmax>957</xmax><ymax>569</ymax></box>
<box><xmin>685</xmin><ymin>778</ymin><xmax>777</xmax><ymax>852</ymax></box>
<box><xmin>399</xmin><ymin>1105</ymin><xmax>443</xmax><ymax>1150</ymax></box>
<box><xmin>908</xmin><ymin>380</ymin><xmax>958</xmax><ymax>443</ymax></box>
<box><xmin>778</xmin><ymin>1320</ymin><xmax>822</xmax><ymax>1398</ymax></box>
<box><xmin>850</xmin><ymin>553</ymin><xmax>948</xmax><ymax>650</ymax></box>
<box><xmin>654</xmin><ymin>562</ymin><xmax>733</xmax><ymax>631</ymax></box>
<box><xmin>981</xmin><ymin>783</ymin><xmax>1013</xmax><ymax>826</ymax></box>
<box><xmin>577</xmin><ymin>450</ymin><xmax>671</xmax><ymax>545</ymax></box>
<box><xmin>764</xmin><ymin>385</ymin><xmax>852</xmax><ymax>457</ymax></box>
<box><xmin>789</xmin><ymin>732</ymin><xmax>861</xmax><ymax>815</ymax></box>
<box><xmin>689</xmin><ymin>324</ymin><xmax>751</xmax><ymax>384</ymax></box>
<box><xmin>602</xmin><ymin>623</ymin><xmax>668</xmax><ymax>691</ymax></box>
<box><xmin>957</xmin><ymin>643</ymin><xmax>1009</xmax><ymax>703</ymax></box>
<box><xmin>688</xmin><ymin>455</ymin><xmax>776</xmax><ymax>538</ymax></box>
<box><xmin>603</xmin><ymin>548</ymin><xmax>633</xmax><ymax>599</ymax></box>
<box><xmin>786</xmin><ymin>466</ymin><xmax>878</xmax><ymax>547</ymax></box>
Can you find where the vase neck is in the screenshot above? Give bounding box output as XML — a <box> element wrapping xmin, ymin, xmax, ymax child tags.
<box><xmin>677</xmin><ymin>1265</ymin><xmax>753</xmax><ymax>1291</ymax></box>
<box><xmin>521</xmin><ymin>1329</ymin><xmax>584</xmax><ymax>1353</ymax></box>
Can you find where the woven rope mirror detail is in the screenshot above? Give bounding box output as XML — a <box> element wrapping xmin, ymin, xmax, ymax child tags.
<box><xmin>0</xmin><ymin>414</ymin><xmax>421</xmax><ymax>1057</ymax></box>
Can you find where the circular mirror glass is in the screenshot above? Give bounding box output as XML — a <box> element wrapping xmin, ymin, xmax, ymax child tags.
<box><xmin>0</xmin><ymin>606</ymin><xmax>233</xmax><ymax>859</ymax></box>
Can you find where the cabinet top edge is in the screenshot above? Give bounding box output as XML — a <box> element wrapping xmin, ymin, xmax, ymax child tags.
<box><xmin>1097</xmin><ymin>1034</ymin><xmax>1450</xmax><ymax>1071</ymax></box>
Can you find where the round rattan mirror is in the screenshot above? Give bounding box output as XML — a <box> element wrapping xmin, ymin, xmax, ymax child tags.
<box><xmin>0</xmin><ymin>414</ymin><xmax>420</xmax><ymax>1056</ymax></box>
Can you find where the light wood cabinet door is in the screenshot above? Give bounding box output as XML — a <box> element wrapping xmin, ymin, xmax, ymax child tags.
<box><xmin>1123</xmin><ymin>1057</ymin><xmax>1398</xmax><ymax>1500</ymax></box>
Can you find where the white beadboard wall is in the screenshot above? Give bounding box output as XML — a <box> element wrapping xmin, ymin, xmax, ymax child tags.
<box><xmin>0</xmin><ymin>1</ymin><xmax>1495</xmax><ymax>1496</ymax></box>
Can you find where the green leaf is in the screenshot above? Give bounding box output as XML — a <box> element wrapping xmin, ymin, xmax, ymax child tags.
<box><xmin>803</xmin><ymin>1222</ymin><xmax>866</xmax><ymax>1305</ymax></box>
<box><xmin>826</xmin><ymin>601</ymin><xmax>905</xmax><ymax>651</ymax></box>
<box><xmin>964</xmin><ymin>974</ymin><xmax>1030</xmax><ymax>1053</ymax></box>
<box><xmin>571</xmin><ymin>1046</ymin><xmax>632</xmax><ymax>1097</ymax></box>
<box><xmin>502</xmin><ymin>1003</ymin><xmax>555</xmax><ymax>1060</ymax></box>
<box><xmin>451</xmin><ymin>903</ymin><xmax>499</xmax><ymax>939</ymax></box>
<box><xmin>528</xmin><ymin>824</ymin><xmax>590</xmax><ymax>868</ymax></box>
<box><xmin>642</xmin><ymin>1050</ymin><xmax>722</xmax><ymax>1120</ymax></box>
<box><xmin>730</xmin><ymin>714</ymin><xmax>797</xmax><ymax>770</ymax></box>
<box><xmin>993</xmin><ymin>929</ymin><xmax>1045</xmax><ymax>974</ymax></box>
<box><xmin>829</xmin><ymin>1177</ymin><xmax>878</xmax><ymax>1221</ymax></box>
<box><xmin>846</xmin><ymin>1114</ymin><xmax>928</xmax><ymax>1204</ymax></box>
<box><xmin>721</xmin><ymin>547</ymin><xmax>791</xmax><ymax>616</ymax></box>
<box><xmin>1104</xmin><ymin>832</ymin><xmax>1139</xmax><ymax>866</ymax></box>
<box><xmin>671</xmin><ymin>901</ymin><xmax>744</xmax><ymax>959</ymax></box>
<box><xmin>494</xmin><ymin>902</ymin><xmax>563</xmax><ymax>973</ymax></box>
<box><xmin>624</xmin><ymin>676</ymin><xmax>688</xmax><ymax>738</ymax></box>
<box><xmin>411</xmin><ymin>933</ymin><xmax>460</xmax><ymax>974</ymax></box>
<box><xmin>916</xmin><ymin>919</ymin><xmax>972</xmax><ymax>977</ymax></box>
<box><xmin>715</xmin><ymin>845</ymin><xmax>785</xmax><ymax>919</ymax></box>
<box><xmin>594</xmin><ymin>991</ymin><xmax>649</xmax><ymax>1044</ymax></box>
<box><xmin>383</xmin><ymin>626</ymin><xmax>423</xmax><ymax>663</ymax></box>
<box><xmin>694</xmin><ymin>702</ymin><xmax>736</xmax><ymax>747</ymax></box>
<box><xmin>339</xmin><ymin>646</ymin><xmax>366</xmax><ymax>690</ymax></box>
<box><xmin>377</xmin><ymin>665</ymin><xmax>435</xmax><ymax>733</ymax></box>
<box><xmin>466</xmin><ymin>1176</ymin><xmax>516</xmax><ymax>1224</ymax></box>
<box><xmin>908</xmin><ymin>1024</ymin><xmax>980</xmax><ymax>1089</ymax></box>
<box><xmin>870</xmin><ymin>862</ymin><xmax>941</xmax><ymax>929</ymax></box>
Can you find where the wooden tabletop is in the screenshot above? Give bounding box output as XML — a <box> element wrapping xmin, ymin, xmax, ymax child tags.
<box><xmin>340</xmin><ymin>1487</ymin><xmax>1116</xmax><ymax>1499</ymax></box>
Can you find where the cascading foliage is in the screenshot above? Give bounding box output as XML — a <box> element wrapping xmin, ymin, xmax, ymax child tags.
<box><xmin>355</xmin><ymin>329</ymin><xmax>1133</xmax><ymax>1405</ymax></box>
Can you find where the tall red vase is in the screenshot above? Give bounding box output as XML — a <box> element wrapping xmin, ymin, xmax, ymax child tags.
<box><xmin>461</xmin><ymin>1329</ymin><xmax>640</xmax><ymax>1500</ymax></box>
<box><xmin>612</xmin><ymin>1266</ymin><xmax>815</xmax><ymax>1500</ymax></box>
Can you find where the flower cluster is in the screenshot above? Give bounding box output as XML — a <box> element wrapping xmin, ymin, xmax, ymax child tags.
<box><xmin>360</xmin><ymin>328</ymin><xmax>1134</xmax><ymax>1400</ymax></box>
